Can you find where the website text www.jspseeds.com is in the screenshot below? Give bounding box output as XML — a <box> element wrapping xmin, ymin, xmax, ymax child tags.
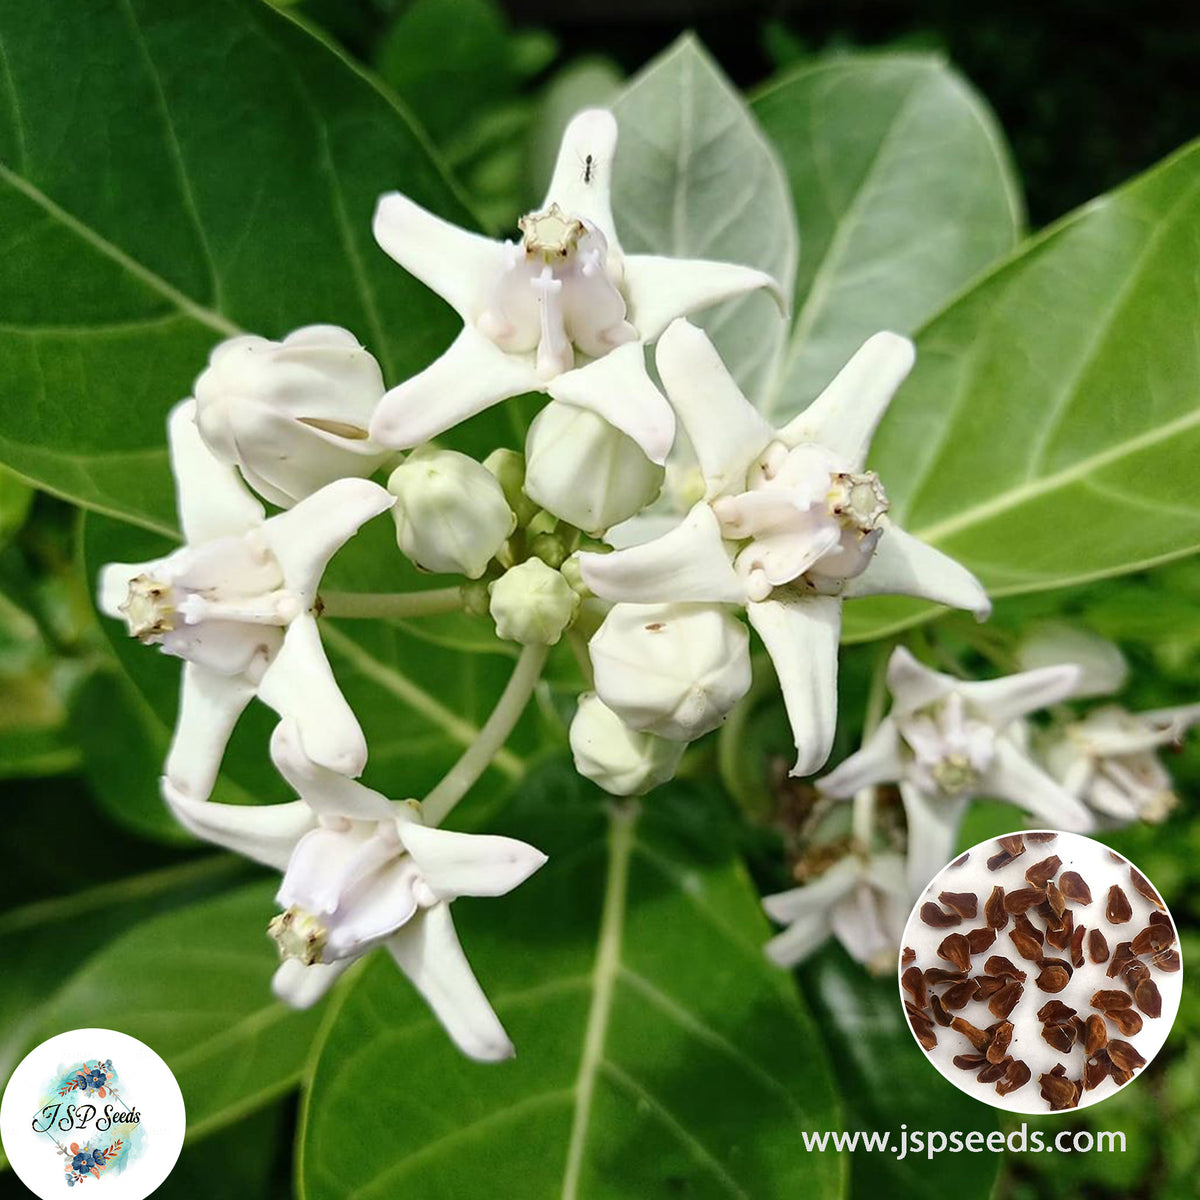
<box><xmin>802</xmin><ymin>1125</ymin><xmax>1126</xmax><ymax>1160</ymax></box>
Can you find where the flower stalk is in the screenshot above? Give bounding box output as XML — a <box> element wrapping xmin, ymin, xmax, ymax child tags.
<box><xmin>319</xmin><ymin>587</ymin><xmax>467</xmax><ymax>620</ymax></box>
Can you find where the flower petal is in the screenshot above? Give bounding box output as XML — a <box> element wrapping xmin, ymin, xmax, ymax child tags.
<box><xmin>387</xmin><ymin>902</ymin><xmax>514</xmax><ymax>1062</ymax></box>
<box><xmin>399</xmin><ymin>822</ymin><xmax>547</xmax><ymax>901</ymax></box>
<box><xmin>271</xmin><ymin>958</ymin><xmax>350</xmax><ymax>1010</ymax></box>
<box><xmin>844</xmin><ymin>521</ymin><xmax>991</xmax><ymax>619</ymax></box>
<box><xmin>369</xmin><ymin>327</ymin><xmax>541</xmax><ymax>450</ymax></box>
<box><xmin>255</xmin><ymin>614</ymin><xmax>367</xmax><ymax>777</ymax></box>
<box><xmin>747</xmin><ymin>593</ymin><xmax>841</xmax><ymax>777</ymax></box>
<box><xmin>964</xmin><ymin>663</ymin><xmax>1082</xmax><ymax>729</ymax></box>
<box><xmin>654</xmin><ymin>319</ymin><xmax>773</xmax><ymax>495</ymax></box>
<box><xmin>259</xmin><ymin>477</ymin><xmax>392</xmax><ymax>606</ymax></box>
<box><xmin>547</xmin><ymin>343</ymin><xmax>675</xmax><ymax>465</ymax></box>
<box><xmin>162</xmin><ymin>780</ymin><xmax>314</xmax><ymax>870</ymax></box>
<box><xmin>762</xmin><ymin>857</ymin><xmax>859</xmax><ymax>924</ymax></box>
<box><xmin>542</xmin><ymin>108</ymin><xmax>620</xmax><ymax>248</ymax></box>
<box><xmin>1141</xmin><ymin>701</ymin><xmax>1200</xmax><ymax>746</ymax></box>
<box><xmin>817</xmin><ymin>718</ymin><xmax>905</xmax><ymax>798</ymax></box>
<box><xmin>372</xmin><ymin>192</ymin><xmax>506</xmax><ymax>323</ymax></box>
<box><xmin>622</xmin><ymin>254</ymin><xmax>786</xmax><ymax>343</ymax></box>
<box><xmin>168</xmin><ymin>399</ymin><xmax>265</xmax><ymax>543</ymax></box>
<box><xmin>885</xmin><ymin>646</ymin><xmax>957</xmax><ymax>717</ymax></box>
<box><xmin>580</xmin><ymin>502</ymin><xmax>744</xmax><ymax>604</ymax></box>
<box><xmin>899</xmin><ymin>781</ymin><xmax>966</xmax><ymax>897</ymax></box>
<box><xmin>326</xmin><ymin>858</ymin><xmax>422</xmax><ymax>956</ymax></box>
<box><xmin>763</xmin><ymin>912</ymin><xmax>832</xmax><ymax>968</ymax></box>
<box><xmin>776</xmin><ymin>332</ymin><xmax>915</xmax><ymax>468</ymax></box>
<box><xmin>981</xmin><ymin>737</ymin><xmax>1094</xmax><ymax>831</ymax></box>
<box><xmin>163</xmin><ymin>662</ymin><xmax>258</xmax><ymax>802</ymax></box>
<box><xmin>269</xmin><ymin>720</ymin><xmax>394</xmax><ymax>821</ymax></box>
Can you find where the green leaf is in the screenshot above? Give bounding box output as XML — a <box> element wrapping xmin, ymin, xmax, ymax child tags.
<box><xmin>37</xmin><ymin>880</ymin><xmax>325</xmax><ymax>1145</ymax></box>
<box><xmin>299</xmin><ymin>767</ymin><xmax>843</xmax><ymax>1198</ymax></box>
<box><xmin>801</xmin><ymin>949</ymin><xmax>1000</xmax><ymax>1200</ymax></box>
<box><xmin>611</xmin><ymin>36</ymin><xmax>798</xmax><ymax>402</ymax></box>
<box><xmin>752</xmin><ymin>53</ymin><xmax>1023</xmax><ymax>421</ymax></box>
<box><xmin>0</xmin><ymin>467</ymin><xmax>34</xmax><ymax>548</ymax></box>
<box><xmin>847</xmin><ymin>139</ymin><xmax>1200</xmax><ymax>641</ymax></box>
<box><xmin>0</xmin><ymin>0</ymin><xmax>472</xmax><ymax>533</ymax></box>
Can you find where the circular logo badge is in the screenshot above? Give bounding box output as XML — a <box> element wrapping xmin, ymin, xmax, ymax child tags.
<box><xmin>1</xmin><ymin>1029</ymin><xmax>185</xmax><ymax>1199</ymax></box>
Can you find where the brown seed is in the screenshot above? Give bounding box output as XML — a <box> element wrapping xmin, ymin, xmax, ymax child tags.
<box><xmin>973</xmin><ymin>975</ymin><xmax>1005</xmax><ymax>1000</ymax></box>
<box><xmin>1025</xmin><ymin>855</ymin><xmax>1062</xmax><ymax>887</ymax></box>
<box><xmin>950</xmin><ymin>1017</ymin><xmax>991</xmax><ymax>1052</ymax></box>
<box><xmin>901</xmin><ymin>966</ymin><xmax>928</xmax><ymax>1008</ymax></box>
<box><xmin>1107</xmin><ymin>1039</ymin><xmax>1147</xmax><ymax>1074</ymax></box>
<box><xmin>939</xmin><ymin>890</ymin><xmax>979</xmax><ymax>919</ymax></box>
<box><xmin>1130</xmin><ymin>867</ymin><xmax>1165</xmax><ymax>910</ymax></box>
<box><xmin>952</xmin><ymin>1053</ymin><xmax>987</xmax><ymax>1071</ymax></box>
<box><xmin>1039</xmin><ymin>1069</ymin><xmax>1080</xmax><ymax>1111</ymax></box>
<box><xmin>1084</xmin><ymin>1055</ymin><xmax>1109</xmax><ymax>1091</ymax></box>
<box><xmin>1108</xmin><ymin>1007</ymin><xmax>1144</xmax><ymax>1037</ymax></box>
<box><xmin>1109</xmin><ymin>1062</ymin><xmax>1135</xmax><ymax>1086</ymax></box>
<box><xmin>930</xmin><ymin>993</ymin><xmax>953</xmax><ymax>1026</ymax></box>
<box><xmin>998</xmin><ymin>834</ymin><xmax>1026</xmax><ymax>857</ymax></box>
<box><xmin>901</xmin><ymin>946</ymin><xmax>916</xmax><ymax>966</ymax></box>
<box><xmin>1070</xmin><ymin>1014</ymin><xmax>1089</xmax><ymax>1041</ymax></box>
<box><xmin>985</xmin><ymin>955</ymin><xmax>1027</xmax><ymax>981</ymax></box>
<box><xmin>997</xmin><ymin>1059</ymin><xmax>1032</xmax><ymax>1096</ymax></box>
<box><xmin>1014</xmin><ymin>912</ymin><xmax>1045</xmax><ymax>945</ymax></box>
<box><xmin>1109</xmin><ymin>851</ymin><xmax>1124</xmax><ymax>863</ymax></box>
<box><xmin>986</xmin><ymin>849</ymin><xmax>1014</xmax><ymax>871</ymax></box>
<box><xmin>1041</xmin><ymin>1022</ymin><xmax>1076</xmax><ymax>1053</ymax></box>
<box><xmin>967</xmin><ymin>927</ymin><xmax>998</xmax><ymax>955</ymax></box>
<box><xmin>1090</xmin><ymin>989</ymin><xmax>1133</xmax><ymax>1011</ymax></box>
<box><xmin>920</xmin><ymin>902</ymin><xmax>961</xmax><ymax>928</ymax></box>
<box><xmin>1149</xmin><ymin>911</ymin><xmax>1176</xmax><ymax>934</ymax></box>
<box><xmin>1122</xmin><ymin>960</ymin><xmax>1150</xmax><ymax>987</ymax></box>
<box><xmin>1010</xmin><ymin>930</ymin><xmax>1044</xmax><ymax>961</ymax></box>
<box><xmin>1037</xmin><ymin>900</ymin><xmax>1065</xmax><ymax>933</ymax></box>
<box><xmin>984</xmin><ymin>886</ymin><xmax>1009</xmax><ymax>930</ymax></box>
<box><xmin>1134</xmin><ymin>980</ymin><xmax>1163</xmax><ymax>1018</ymax></box>
<box><xmin>1107</xmin><ymin>941</ymin><xmax>1136</xmax><ymax>979</ymax></box>
<box><xmin>1027</xmin><ymin>832</ymin><xmax>1058</xmax><ymax>843</ymax></box>
<box><xmin>1070</xmin><ymin>923</ymin><xmax>1086</xmax><ymax>969</ymax></box>
<box><xmin>1106</xmin><ymin>885</ymin><xmax>1133</xmax><ymax>924</ymax></box>
<box><xmin>1046</xmin><ymin>908</ymin><xmax>1074</xmax><ymax>950</ymax></box>
<box><xmin>925</xmin><ymin>967</ymin><xmax>968</xmax><ymax>985</ymax></box>
<box><xmin>987</xmin><ymin>1021</ymin><xmax>1014</xmax><ymax>1063</ymax></box>
<box><xmin>942</xmin><ymin>980</ymin><xmax>978</xmax><ymax>1010</ymax></box>
<box><xmin>1037</xmin><ymin>965</ymin><xmax>1071</xmax><ymax>993</ymax></box>
<box><xmin>938</xmin><ymin>933</ymin><xmax>973</xmax><ymax>972</ymax></box>
<box><xmin>1088</xmin><ymin>928</ymin><xmax>1110</xmax><ymax>963</ymax></box>
<box><xmin>1046</xmin><ymin>880</ymin><xmax>1066</xmax><ymax>918</ymax></box>
<box><xmin>1004</xmin><ymin>887</ymin><xmax>1047</xmax><ymax>915</ymax></box>
<box><xmin>906</xmin><ymin>1002</ymin><xmax>938</xmax><ymax>1050</ymax></box>
<box><xmin>1038</xmin><ymin>999</ymin><xmax>1077</xmax><ymax>1022</ymax></box>
<box><xmin>1059</xmin><ymin>870</ymin><xmax>1093</xmax><ymax>905</ymax></box>
<box><xmin>989</xmin><ymin>981</ymin><xmax>1023</xmax><ymax>1019</ymax></box>
<box><xmin>950</xmin><ymin>852</ymin><xmax>970</xmax><ymax>868</ymax></box>
<box><xmin>977</xmin><ymin>1058</ymin><xmax>1010</xmax><ymax>1083</ymax></box>
<box><xmin>1153</xmin><ymin>947</ymin><xmax>1181</xmax><ymax>973</ymax></box>
<box><xmin>1084</xmin><ymin>1014</ymin><xmax>1108</xmax><ymax>1055</ymax></box>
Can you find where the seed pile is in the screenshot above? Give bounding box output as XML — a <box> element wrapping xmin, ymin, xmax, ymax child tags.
<box><xmin>900</xmin><ymin>832</ymin><xmax>1181</xmax><ymax>1113</ymax></box>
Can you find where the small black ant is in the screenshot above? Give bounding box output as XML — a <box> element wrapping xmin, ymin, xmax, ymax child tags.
<box><xmin>581</xmin><ymin>153</ymin><xmax>595</xmax><ymax>184</ymax></box>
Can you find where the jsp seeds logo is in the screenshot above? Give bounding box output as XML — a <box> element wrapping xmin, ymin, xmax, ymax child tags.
<box><xmin>1</xmin><ymin>1030</ymin><xmax>184</xmax><ymax>1200</ymax></box>
<box><xmin>32</xmin><ymin>1054</ymin><xmax>144</xmax><ymax>1186</ymax></box>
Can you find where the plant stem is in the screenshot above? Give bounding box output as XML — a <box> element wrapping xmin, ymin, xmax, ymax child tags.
<box><xmin>319</xmin><ymin>587</ymin><xmax>465</xmax><ymax>620</ymax></box>
<box><xmin>422</xmin><ymin>642</ymin><xmax>548</xmax><ymax>825</ymax></box>
<box><xmin>852</xmin><ymin>643</ymin><xmax>892</xmax><ymax>849</ymax></box>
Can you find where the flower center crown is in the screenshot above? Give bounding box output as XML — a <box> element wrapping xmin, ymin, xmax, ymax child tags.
<box><xmin>268</xmin><ymin>906</ymin><xmax>328</xmax><ymax>966</ymax></box>
<box><xmin>827</xmin><ymin>471</ymin><xmax>888</xmax><ymax>531</ymax></box>
<box><xmin>518</xmin><ymin>204</ymin><xmax>586</xmax><ymax>262</ymax></box>
<box><xmin>119</xmin><ymin>575</ymin><xmax>177</xmax><ymax>642</ymax></box>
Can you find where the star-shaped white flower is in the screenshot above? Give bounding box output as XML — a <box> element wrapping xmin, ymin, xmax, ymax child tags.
<box><xmin>820</xmin><ymin>647</ymin><xmax>1092</xmax><ymax>894</ymax></box>
<box><xmin>579</xmin><ymin>319</ymin><xmax>990</xmax><ymax>776</ymax></box>
<box><xmin>1041</xmin><ymin>701</ymin><xmax>1200</xmax><ymax>825</ymax></box>
<box><xmin>164</xmin><ymin>721</ymin><xmax>547</xmax><ymax>1062</ymax></box>
<box><xmin>762</xmin><ymin>853</ymin><xmax>910</xmax><ymax>972</ymax></box>
<box><xmin>97</xmin><ymin>401</ymin><xmax>392</xmax><ymax>801</ymax></box>
<box><xmin>368</xmin><ymin>109</ymin><xmax>784</xmax><ymax>465</ymax></box>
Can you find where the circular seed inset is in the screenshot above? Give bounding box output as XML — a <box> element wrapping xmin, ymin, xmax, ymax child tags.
<box><xmin>898</xmin><ymin>831</ymin><xmax>1182</xmax><ymax>1114</ymax></box>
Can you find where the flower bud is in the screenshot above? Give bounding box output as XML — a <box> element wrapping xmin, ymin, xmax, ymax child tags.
<box><xmin>1017</xmin><ymin>623</ymin><xmax>1128</xmax><ymax>698</ymax></box>
<box><xmin>589</xmin><ymin>602</ymin><xmax>751</xmax><ymax>741</ymax></box>
<box><xmin>489</xmin><ymin>558</ymin><xmax>579</xmax><ymax>645</ymax></box>
<box><xmin>483</xmin><ymin>448</ymin><xmax>540</xmax><ymax>525</ymax></box>
<box><xmin>524</xmin><ymin>402</ymin><xmax>664</xmax><ymax>534</ymax></box>
<box><xmin>570</xmin><ymin>693</ymin><xmax>685</xmax><ymax>796</ymax></box>
<box><xmin>388</xmin><ymin>447</ymin><xmax>515</xmax><ymax>578</ymax></box>
<box><xmin>194</xmin><ymin>325</ymin><xmax>390</xmax><ymax>507</ymax></box>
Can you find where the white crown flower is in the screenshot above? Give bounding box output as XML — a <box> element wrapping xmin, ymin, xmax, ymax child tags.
<box><xmin>194</xmin><ymin>324</ymin><xmax>391</xmax><ymax>508</ymax></box>
<box><xmin>820</xmin><ymin>647</ymin><xmax>1093</xmax><ymax>894</ymax></box>
<box><xmin>368</xmin><ymin>109</ymin><xmax>784</xmax><ymax>468</ymax></box>
<box><xmin>762</xmin><ymin>853</ymin><xmax>910</xmax><ymax>972</ymax></box>
<box><xmin>164</xmin><ymin>720</ymin><xmax>547</xmax><ymax>1062</ymax></box>
<box><xmin>97</xmin><ymin>401</ymin><xmax>392</xmax><ymax>801</ymax></box>
<box><xmin>1040</xmin><ymin>701</ymin><xmax>1200</xmax><ymax>825</ymax></box>
<box><xmin>579</xmin><ymin>319</ymin><xmax>991</xmax><ymax>777</ymax></box>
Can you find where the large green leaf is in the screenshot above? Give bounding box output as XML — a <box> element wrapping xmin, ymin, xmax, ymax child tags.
<box><xmin>752</xmin><ymin>53</ymin><xmax>1023</xmax><ymax>421</ymax></box>
<box><xmin>611</xmin><ymin>36</ymin><xmax>798</xmax><ymax>403</ymax></box>
<box><xmin>299</xmin><ymin>767</ymin><xmax>843</xmax><ymax>1199</ymax></box>
<box><xmin>36</xmin><ymin>881</ymin><xmax>324</xmax><ymax>1145</ymax></box>
<box><xmin>846</xmin><ymin>138</ymin><xmax>1200</xmax><ymax>641</ymax></box>
<box><xmin>0</xmin><ymin>0</ymin><xmax>471</xmax><ymax>533</ymax></box>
